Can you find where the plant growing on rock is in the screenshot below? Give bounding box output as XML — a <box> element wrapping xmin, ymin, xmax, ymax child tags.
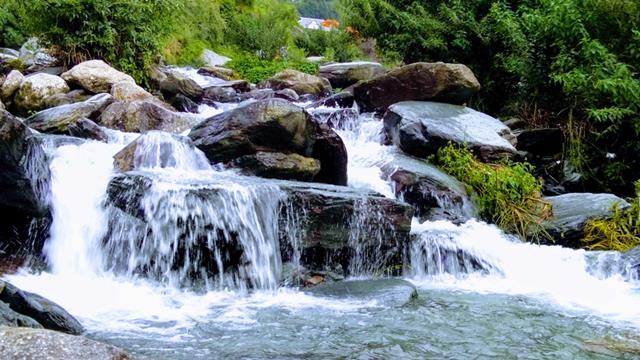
<box><xmin>582</xmin><ymin>181</ymin><xmax>640</xmax><ymax>252</ymax></box>
<box><xmin>433</xmin><ymin>143</ymin><xmax>552</xmax><ymax>240</ymax></box>
<box><xmin>226</xmin><ymin>53</ymin><xmax>318</xmax><ymax>83</ymax></box>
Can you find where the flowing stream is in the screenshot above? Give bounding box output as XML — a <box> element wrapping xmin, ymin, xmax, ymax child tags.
<box><xmin>4</xmin><ymin>94</ymin><xmax>640</xmax><ymax>359</ymax></box>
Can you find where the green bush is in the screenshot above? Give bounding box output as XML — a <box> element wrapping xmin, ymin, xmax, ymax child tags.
<box><xmin>293</xmin><ymin>28</ymin><xmax>362</xmax><ymax>62</ymax></box>
<box><xmin>583</xmin><ymin>181</ymin><xmax>640</xmax><ymax>252</ymax></box>
<box><xmin>0</xmin><ymin>1</ymin><xmax>26</xmax><ymax>48</ymax></box>
<box><xmin>433</xmin><ymin>143</ymin><xmax>552</xmax><ymax>240</ymax></box>
<box><xmin>226</xmin><ymin>53</ymin><xmax>318</xmax><ymax>83</ymax></box>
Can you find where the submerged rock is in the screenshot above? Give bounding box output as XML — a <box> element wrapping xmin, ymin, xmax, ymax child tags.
<box><xmin>14</xmin><ymin>73</ymin><xmax>69</xmax><ymax>114</ymax></box>
<box><xmin>319</xmin><ymin>61</ymin><xmax>385</xmax><ymax>88</ymax></box>
<box><xmin>98</xmin><ymin>100</ymin><xmax>193</xmax><ymax>133</ymax></box>
<box><xmin>307</xmin><ymin>279</ymin><xmax>418</xmax><ymax>307</ymax></box>
<box><xmin>384</xmin><ymin>101</ymin><xmax>517</xmax><ymax>162</ymax></box>
<box><xmin>543</xmin><ymin>193</ymin><xmax>630</xmax><ymax>247</ymax></box>
<box><xmin>25</xmin><ymin>93</ymin><xmax>114</xmax><ymax>134</ymax></box>
<box><xmin>0</xmin><ymin>280</ymin><xmax>83</xmax><ymax>335</ymax></box>
<box><xmin>259</xmin><ymin>69</ymin><xmax>332</xmax><ymax>97</ymax></box>
<box><xmin>0</xmin><ymin>327</ymin><xmax>134</xmax><ymax>360</ymax></box>
<box><xmin>353</xmin><ymin>62</ymin><xmax>481</xmax><ymax>113</ymax></box>
<box><xmin>232</xmin><ymin>152</ymin><xmax>321</xmax><ymax>181</ymax></box>
<box><xmin>61</xmin><ymin>60</ymin><xmax>135</xmax><ymax>93</ymax></box>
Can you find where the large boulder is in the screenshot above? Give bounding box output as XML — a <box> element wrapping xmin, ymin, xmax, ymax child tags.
<box><xmin>384</xmin><ymin>101</ymin><xmax>517</xmax><ymax>162</ymax></box>
<box><xmin>61</xmin><ymin>60</ymin><xmax>135</xmax><ymax>93</ymax></box>
<box><xmin>0</xmin><ymin>70</ymin><xmax>23</xmax><ymax>103</ymax></box>
<box><xmin>311</xmin><ymin>123</ymin><xmax>348</xmax><ymax>186</ymax></box>
<box><xmin>1</xmin><ymin>301</ymin><xmax>43</xmax><ymax>328</ymax></box>
<box><xmin>0</xmin><ymin>110</ymin><xmax>50</xmax><ymax>218</ymax></box>
<box><xmin>353</xmin><ymin>62</ymin><xmax>481</xmax><ymax>112</ymax></box>
<box><xmin>98</xmin><ymin>100</ymin><xmax>193</xmax><ymax>133</ymax></box>
<box><xmin>319</xmin><ymin>61</ymin><xmax>385</xmax><ymax>88</ymax></box>
<box><xmin>379</xmin><ymin>149</ymin><xmax>472</xmax><ymax>221</ymax></box>
<box><xmin>105</xmin><ymin>173</ymin><xmax>414</xmax><ymax>281</ymax></box>
<box><xmin>0</xmin><ymin>280</ymin><xmax>83</xmax><ymax>335</ymax></box>
<box><xmin>232</xmin><ymin>152</ymin><xmax>321</xmax><ymax>181</ymax></box>
<box><xmin>110</xmin><ymin>80</ymin><xmax>155</xmax><ymax>102</ymax></box>
<box><xmin>0</xmin><ymin>327</ymin><xmax>134</xmax><ymax>360</ymax></box>
<box><xmin>159</xmin><ymin>71</ymin><xmax>204</xmax><ymax>100</ymax></box>
<box><xmin>67</xmin><ymin>118</ymin><xmax>108</xmax><ymax>142</ymax></box>
<box><xmin>201</xmin><ymin>49</ymin><xmax>231</xmax><ymax>67</ymax></box>
<box><xmin>189</xmin><ymin>99</ymin><xmax>316</xmax><ymax>163</ymax></box>
<box><xmin>13</xmin><ymin>73</ymin><xmax>69</xmax><ymax>114</ymax></box>
<box><xmin>259</xmin><ymin>70</ymin><xmax>332</xmax><ymax>97</ymax></box>
<box><xmin>25</xmin><ymin>93</ymin><xmax>114</xmax><ymax>134</ymax></box>
<box><xmin>543</xmin><ymin>193</ymin><xmax>630</xmax><ymax>247</ymax></box>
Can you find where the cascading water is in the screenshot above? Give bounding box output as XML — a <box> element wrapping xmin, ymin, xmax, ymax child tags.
<box><xmin>4</xmin><ymin>81</ymin><xmax>640</xmax><ymax>358</ymax></box>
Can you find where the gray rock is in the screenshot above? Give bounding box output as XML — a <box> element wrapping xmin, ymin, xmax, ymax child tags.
<box><xmin>0</xmin><ymin>70</ymin><xmax>24</xmax><ymax>103</ymax></box>
<box><xmin>311</xmin><ymin>123</ymin><xmax>348</xmax><ymax>186</ymax></box>
<box><xmin>0</xmin><ymin>302</ymin><xmax>43</xmax><ymax>328</ymax></box>
<box><xmin>543</xmin><ymin>193</ymin><xmax>630</xmax><ymax>247</ymax></box>
<box><xmin>0</xmin><ymin>100</ymin><xmax>4</xmax><ymax>111</ymax></box>
<box><xmin>353</xmin><ymin>62</ymin><xmax>481</xmax><ymax>112</ymax></box>
<box><xmin>18</xmin><ymin>38</ymin><xmax>58</xmax><ymax>68</ymax></box>
<box><xmin>232</xmin><ymin>152</ymin><xmax>321</xmax><ymax>181</ymax></box>
<box><xmin>0</xmin><ymin>48</ymin><xmax>19</xmax><ymax>62</ymax></box>
<box><xmin>201</xmin><ymin>49</ymin><xmax>231</xmax><ymax>67</ymax></box>
<box><xmin>0</xmin><ymin>280</ymin><xmax>84</xmax><ymax>335</ymax></box>
<box><xmin>43</xmin><ymin>89</ymin><xmax>91</xmax><ymax>108</ymax></box>
<box><xmin>307</xmin><ymin>279</ymin><xmax>418</xmax><ymax>307</ymax></box>
<box><xmin>384</xmin><ymin>101</ymin><xmax>517</xmax><ymax>162</ymax></box>
<box><xmin>0</xmin><ymin>110</ymin><xmax>51</xmax><ymax>217</ymax></box>
<box><xmin>67</xmin><ymin>118</ymin><xmax>108</xmax><ymax>142</ymax></box>
<box><xmin>159</xmin><ymin>71</ymin><xmax>204</xmax><ymax>99</ymax></box>
<box><xmin>98</xmin><ymin>100</ymin><xmax>193</xmax><ymax>133</ymax></box>
<box><xmin>319</xmin><ymin>61</ymin><xmax>385</xmax><ymax>88</ymax></box>
<box><xmin>14</xmin><ymin>73</ymin><xmax>70</xmax><ymax>114</ymax></box>
<box><xmin>26</xmin><ymin>93</ymin><xmax>114</xmax><ymax>134</ymax></box>
<box><xmin>110</xmin><ymin>80</ymin><xmax>155</xmax><ymax>102</ymax></box>
<box><xmin>0</xmin><ymin>327</ymin><xmax>135</xmax><ymax>360</ymax></box>
<box><xmin>259</xmin><ymin>69</ymin><xmax>332</xmax><ymax>97</ymax></box>
<box><xmin>197</xmin><ymin>66</ymin><xmax>234</xmax><ymax>81</ymax></box>
<box><xmin>62</xmin><ymin>60</ymin><xmax>135</xmax><ymax>93</ymax></box>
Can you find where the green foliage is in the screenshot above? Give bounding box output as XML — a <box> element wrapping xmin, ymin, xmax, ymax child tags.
<box><xmin>339</xmin><ymin>0</ymin><xmax>640</xmax><ymax>196</ymax></box>
<box><xmin>222</xmin><ymin>0</ymin><xmax>299</xmax><ymax>59</ymax></box>
<box><xmin>293</xmin><ymin>0</ymin><xmax>339</xmax><ymax>19</ymax></box>
<box><xmin>583</xmin><ymin>181</ymin><xmax>640</xmax><ymax>252</ymax></box>
<box><xmin>226</xmin><ymin>53</ymin><xmax>318</xmax><ymax>83</ymax></box>
<box><xmin>0</xmin><ymin>1</ymin><xmax>26</xmax><ymax>48</ymax></box>
<box><xmin>293</xmin><ymin>28</ymin><xmax>362</xmax><ymax>62</ymax></box>
<box><xmin>434</xmin><ymin>144</ymin><xmax>552</xmax><ymax>240</ymax></box>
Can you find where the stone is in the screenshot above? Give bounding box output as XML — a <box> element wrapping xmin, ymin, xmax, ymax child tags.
<box><xmin>18</xmin><ymin>38</ymin><xmax>58</xmax><ymax>68</ymax></box>
<box><xmin>159</xmin><ymin>71</ymin><xmax>204</xmax><ymax>100</ymax></box>
<box><xmin>232</xmin><ymin>152</ymin><xmax>321</xmax><ymax>181</ymax></box>
<box><xmin>0</xmin><ymin>110</ymin><xmax>51</xmax><ymax>217</ymax></box>
<box><xmin>0</xmin><ymin>100</ymin><xmax>4</xmax><ymax>111</ymax></box>
<box><xmin>201</xmin><ymin>86</ymin><xmax>237</xmax><ymax>103</ymax></box>
<box><xmin>105</xmin><ymin>173</ymin><xmax>414</xmax><ymax>279</ymax></box>
<box><xmin>379</xmin><ymin>149</ymin><xmax>472</xmax><ymax>221</ymax></box>
<box><xmin>0</xmin><ymin>280</ymin><xmax>84</xmax><ymax>335</ymax></box>
<box><xmin>43</xmin><ymin>89</ymin><xmax>91</xmax><ymax>108</ymax></box>
<box><xmin>14</xmin><ymin>73</ymin><xmax>70</xmax><ymax>114</ymax></box>
<box><xmin>311</xmin><ymin>123</ymin><xmax>348</xmax><ymax>186</ymax></box>
<box><xmin>61</xmin><ymin>60</ymin><xmax>135</xmax><ymax>93</ymax></box>
<box><xmin>319</xmin><ymin>61</ymin><xmax>385</xmax><ymax>88</ymax></box>
<box><xmin>0</xmin><ymin>327</ymin><xmax>135</xmax><ymax>360</ymax></box>
<box><xmin>25</xmin><ymin>93</ymin><xmax>114</xmax><ymax>134</ymax></box>
<box><xmin>384</xmin><ymin>101</ymin><xmax>517</xmax><ymax>162</ymax></box>
<box><xmin>353</xmin><ymin>62</ymin><xmax>481</xmax><ymax>112</ymax></box>
<box><xmin>201</xmin><ymin>49</ymin><xmax>231</xmax><ymax>67</ymax></box>
<box><xmin>259</xmin><ymin>69</ymin><xmax>332</xmax><ymax>97</ymax></box>
<box><xmin>198</xmin><ymin>66</ymin><xmax>234</xmax><ymax>81</ymax></box>
<box><xmin>67</xmin><ymin>118</ymin><xmax>108</xmax><ymax>142</ymax></box>
<box><xmin>309</xmin><ymin>91</ymin><xmax>355</xmax><ymax>109</ymax></box>
<box><xmin>0</xmin><ymin>302</ymin><xmax>43</xmax><ymax>328</ymax></box>
<box><xmin>0</xmin><ymin>48</ymin><xmax>19</xmax><ymax>62</ymax></box>
<box><xmin>170</xmin><ymin>93</ymin><xmax>200</xmax><ymax>113</ymax></box>
<box><xmin>543</xmin><ymin>193</ymin><xmax>630</xmax><ymax>247</ymax></box>
<box><xmin>0</xmin><ymin>70</ymin><xmax>24</xmax><ymax>103</ymax></box>
<box><xmin>189</xmin><ymin>98</ymin><xmax>316</xmax><ymax>164</ymax></box>
<box><xmin>110</xmin><ymin>80</ymin><xmax>155</xmax><ymax>102</ymax></box>
<box><xmin>307</xmin><ymin>279</ymin><xmax>418</xmax><ymax>307</ymax></box>
<box><xmin>98</xmin><ymin>100</ymin><xmax>193</xmax><ymax>133</ymax></box>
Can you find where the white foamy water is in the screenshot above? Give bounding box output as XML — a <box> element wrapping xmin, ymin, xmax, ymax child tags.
<box><xmin>409</xmin><ymin>219</ymin><xmax>640</xmax><ymax>327</ymax></box>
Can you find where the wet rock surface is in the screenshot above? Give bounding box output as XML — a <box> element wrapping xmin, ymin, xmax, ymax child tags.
<box><xmin>307</xmin><ymin>279</ymin><xmax>418</xmax><ymax>307</ymax></box>
<box><xmin>319</xmin><ymin>61</ymin><xmax>385</xmax><ymax>88</ymax></box>
<box><xmin>25</xmin><ymin>93</ymin><xmax>114</xmax><ymax>134</ymax></box>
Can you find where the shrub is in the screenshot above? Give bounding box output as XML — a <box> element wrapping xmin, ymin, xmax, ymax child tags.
<box><xmin>433</xmin><ymin>143</ymin><xmax>552</xmax><ymax>240</ymax></box>
<box><xmin>293</xmin><ymin>28</ymin><xmax>362</xmax><ymax>62</ymax></box>
<box><xmin>582</xmin><ymin>181</ymin><xmax>640</xmax><ymax>252</ymax></box>
<box><xmin>0</xmin><ymin>0</ymin><xmax>26</xmax><ymax>48</ymax></box>
<box><xmin>226</xmin><ymin>53</ymin><xmax>318</xmax><ymax>83</ymax></box>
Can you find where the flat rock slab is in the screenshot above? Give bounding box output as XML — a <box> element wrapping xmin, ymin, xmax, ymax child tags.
<box><xmin>0</xmin><ymin>327</ymin><xmax>135</xmax><ymax>360</ymax></box>
<box><xmin>384</xmin><ymin>101</ymin><xmax>516</xmax><ymax>162</ymax></box>
<box><xmin>307</xmin><ymin>279</ymin><xmax>418</xmax><ymax>307</ymax></box>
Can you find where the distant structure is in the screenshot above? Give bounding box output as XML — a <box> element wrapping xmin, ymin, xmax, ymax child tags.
<box><xmin>298</xmin><ymin>17</ymin><xmax>339</xmax><ymax>31</ymax></box>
